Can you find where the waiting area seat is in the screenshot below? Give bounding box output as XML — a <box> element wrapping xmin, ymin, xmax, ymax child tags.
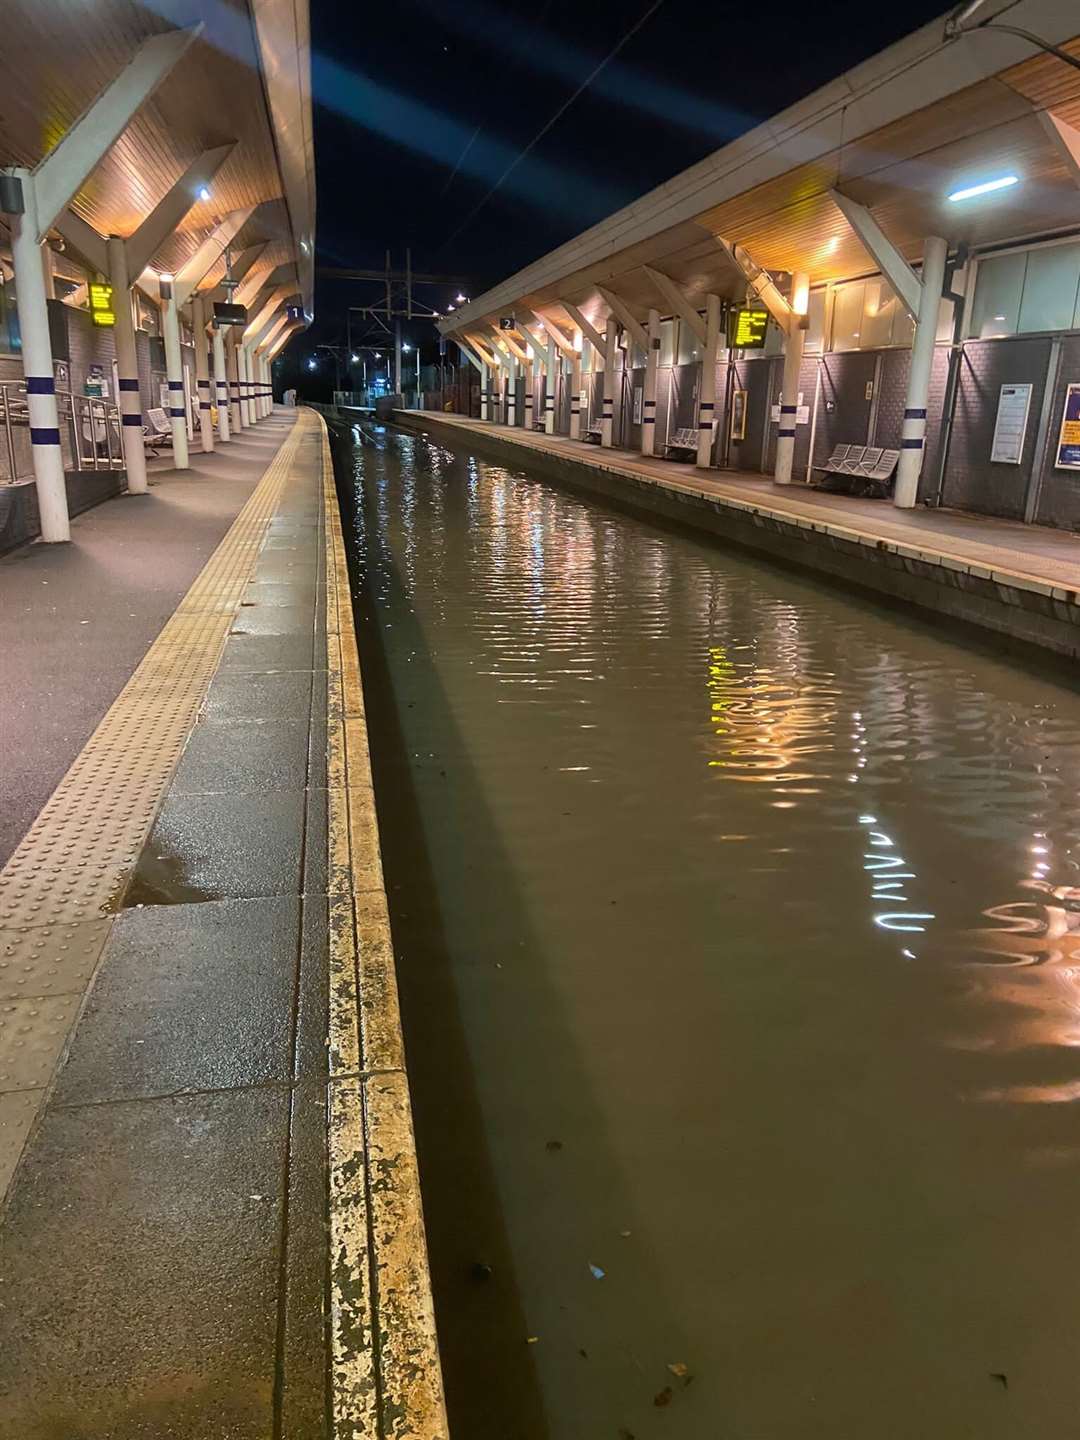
<box><xmin>664</xmin><ymin>427</ymin><xmax>698</xmax><ymax>460</ymax></box>
<box><xmin>143</xmin><ymin>407</ymin><xmax>174</xmax><ymax>457</ymax></box>
<box><xmin>583</xmin><ymin>424</ymin><xmax>603</xmax><ymax>444</ymax></box>
<box><xmin>812</xmin><ymin>444</ymin><xmax>900</xmax><ymax>498</ymax></box>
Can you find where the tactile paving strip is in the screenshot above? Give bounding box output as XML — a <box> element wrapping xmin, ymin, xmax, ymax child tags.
<box><xmin>0</xmin><ymin>412</ymin><xmax>313</xmax><ymax>930</ymax></box>
<box><xmin>0</xmin><ymin>920</ymin><xmax>111</xmax><ymax>1000</ymax></box>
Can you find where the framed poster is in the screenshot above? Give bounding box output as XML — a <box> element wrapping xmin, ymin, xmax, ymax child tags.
<box><xmin>1054</xmin><ymin>382</ymin><xmax>1080</xmax><ymax>470</ymax></box>
<box><xmin>730</xmin><ymin>388</ymin><xmax>748</xmax><ymax>440</ymax></box>
<box><xmin>632</xmin><ymin>386</ymin><xmax>643</xmax><ymax>425</ymax></box>
<box><xmin>990</xmin><ymin>382</ymin><xmax>1032</xmax><ymax>464</ymax></box>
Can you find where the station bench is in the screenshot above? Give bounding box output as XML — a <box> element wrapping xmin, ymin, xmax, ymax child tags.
<box><xmin>583</xmin><ymin>424</ymin><xmax>603</xmax><ymax>444</ymax></box>
<box><xmin>664</xmin><ymin>426</ymin><xmax>698</xmax><ymax>460</ymax></box>
<box><xmin>811</xmin><ymin>444</ymin><xmax>900</xmax><ymax>498</ymax></box>
<box><xmin>143</xmin><ymin>407</ymin><xmax>174</xmax><ymax>457</ymax></box>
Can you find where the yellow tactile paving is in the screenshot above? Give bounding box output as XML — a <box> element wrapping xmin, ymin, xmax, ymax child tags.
<box><xmin>0</xmin><ymin>415</ymin><xmax>309</xmax><ymax>930</ymax></box>
<box><xmin>318</xmin><ymin>413</ymin><xmax>449</xmax><ymax>1440</ymax></box>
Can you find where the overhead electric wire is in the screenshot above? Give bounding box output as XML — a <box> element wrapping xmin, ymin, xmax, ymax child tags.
<box><xmin>440</xmin><ymin>0</ymin><xmax>668</xmax><ymax>250</ymax></box>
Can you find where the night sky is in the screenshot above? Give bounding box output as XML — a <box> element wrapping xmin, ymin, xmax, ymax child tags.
<box><xmin>280</xmin><ymin>0</ymin><xmax>948</xmax><ymax>389</ymax></box>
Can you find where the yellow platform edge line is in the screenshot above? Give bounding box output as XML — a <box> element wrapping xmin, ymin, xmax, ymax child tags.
<box><xmin>317</xmin><ymin>410</ymin><xmax>449</xmax><ymax>1440</ymax></box>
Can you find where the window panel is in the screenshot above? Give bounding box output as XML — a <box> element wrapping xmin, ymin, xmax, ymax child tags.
<box><xmin>830</xmin><ymin>281</ymin><xmax>865</xmax><ymax>352</ymax></box>
<box><xmin>804</xmin><ymin>288</ymin><xmax>827</xmax><ymax>354</ymax></box>
<box><xmin>659</xmin><ymin>318</ymin><xmax>674</xmax><ymax>366</ymax></box>
<box><xmin>970</xmin><ymin>252</ymin><xmax>1025</xmax><ymax>338</ymax></box>
<box><xmin>1018</xmin><ymin>242</ymin><xmax>1080</xmax><ymax>334</ymax></box>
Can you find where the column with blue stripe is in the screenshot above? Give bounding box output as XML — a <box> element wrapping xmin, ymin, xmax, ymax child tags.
<box><xmin>895</xmin><ymin>236</ymin><xmax>948</xmax><ymax>509</ymax></box>
<box><xmin>107</xmin><ymin>236</ymin><xmax>148</xmax><ymax>493</ymax></box>
<box><xmin>600</xmin><ymin>324</ymin><xmax>615</xmax><ymax>447</ymax></box>
<box><xmin>212</xmin><ymin>325</ymin><xmax>231</xmax><ymax>443</ymax></box>
<box><xmin>8</xmin><ymin>172</ymin><xmax>70</xmax><ymax>539</ymax></box>
<box><xmin>774</xmin><ymin>272</ymin><xmax>808</xmax><ymax>485</ymax></box>
<box><xmin>158</xmin><ymin>273</ymin><xmax>189</xmax><ymax>469</ymax></box>
<box><xmin>696</xmin><ymin>293</ymin><xmax>722</xmax><ymax>469</ymax></box>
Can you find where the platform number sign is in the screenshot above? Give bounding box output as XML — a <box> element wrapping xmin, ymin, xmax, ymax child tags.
<box><xmin>1054</xmin><ymin>382</ymin><xmax>1080</xmax><ymax>470</ymax></box>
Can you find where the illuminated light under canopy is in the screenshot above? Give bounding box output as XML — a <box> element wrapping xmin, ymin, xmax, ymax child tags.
<box><xmin>947</xmin><ymin>174</ymin><xmax>1019</xmax><ymax>202</ymax></box>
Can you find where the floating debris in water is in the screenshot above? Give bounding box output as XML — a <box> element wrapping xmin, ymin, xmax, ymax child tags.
<box><xmin>667</xmin><ymin>1361</ymin><xmax>692</xmax><ymax>1383</ymax></box>
<box><xmin>588</xmin><ymin>1263</ymin><xmax>605</xmax><ymax>1280</ymax></box>
<box><xmin>470</xmin><ymin>1262</ymin><xmax>493</xmax><ymax>1282</ymax></box>
<box><xmin>653</xmin><ymin>1386</ymin><xmax>673</xmax><ymax>1407</ymax></box>
<box><xmin>990</xmin><ymin>1372</ymin><xmax>1008</xmax><ymax>1390</ymax></box>
<box><xmin>526</xmin><ymin>1336</ymin><xmax>539</xmax><ymax>1345</ymax></box>
<box><xmin>545</xmin><ymin>1139</ymin><xmax>562</xmax><ymax>1152</ymax></box>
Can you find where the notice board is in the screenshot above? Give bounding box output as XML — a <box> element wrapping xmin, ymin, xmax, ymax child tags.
<box><xmin>990</xmin><ymin>383</ymin><xmax>1032</xmax><ymax>464</ymax></box>
<box><xmin>1054</xmin><ymin>382</ymin><xmax>1080</xmax><ymax>470</ymax></box>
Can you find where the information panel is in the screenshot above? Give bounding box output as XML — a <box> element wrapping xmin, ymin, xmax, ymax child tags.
<box><xmin>728</xmin><ymin>307</ymin><xmax>769</xmax><ymax>350</ymax></box>
<box><xmin>1054</xmin><ymin>382</ymin><xmax>1080</xmax><ymax>470</ymax></box>
<box><xmin>88</xmin><ymin>282</ymin><xmax>115</xmax><ymax>328</ymax></box>
<box><xmin>990</xmin><ymin>382</ymin><xmax>1032</xmax><ymax>464</ymax></box>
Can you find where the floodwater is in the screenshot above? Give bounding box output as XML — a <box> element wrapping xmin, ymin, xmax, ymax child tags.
<box><xmin>329</xmin><ymin>417</ymin><xmax>1080</xmax><ymax>1440</ymax></box>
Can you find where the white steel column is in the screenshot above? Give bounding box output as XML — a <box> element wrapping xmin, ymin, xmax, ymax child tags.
<box><xmin>545</xmin><ymin>337</ymin><xmax>557</xmax><ymax>433</ymax></box>
<box><xmin>228</xmin><ymin>334</ymin><xmax>244</xmax><ymax>431</ymax></box>
<box><xmin>8</xmin><ymin>175</ymin><xmax>69</xmax><ymax>540</ymax></box>
<box><xmin>192</xmin><ymin>295</ymin><xmax>214</xmax><ymax>452</ymax></box>
<box><xmin>696</xmin><ymin>294</ymin><xmax>722</xmax><ymax>469</ymax></box>
<box><xmin>570</xmin><ymin>338</ymin><xmax>583</xmax><ymax>440</ymax></box>
<box><xmin>601</xmin><ymin>325</ymin><xmax>615</xmax><ymax>447</ymax></box>
<box><xmin>159</xmin><ymin>274</ymin><xmax>189</xmax><ymax>468</ymax></box>
<box><xmin>895</xmin><ymin>236</ymin><xmax>947</xmax><ymax>509</ymax></box>
<box><xmin>244</xmin><ymin>348</ymin><xmax>257</xmax><ymax>426</ymax></box>
<box><xmin>775</xmin><ymin>272</ymin><xmax>808</xmax><ymax>486</ymax></box>
<box><xmin>523</xmin><ymin>349</ymin><xmax>534</xmax><ymax>428</ymax></box>
<box><xmin>506</xmin><ymin>354</ymin><xmax>517</xmax><ymax>427</ymax></box>
<box><xmin>642</xmin><ymin>308</ymin><xmax>660</xmax><ymax>457</ymax></box>
<box><xmin>212</xmin><ymin>325</ymin><xmax>230</xmax><ymax>442</ymax></box>
<box><xmin>107</xmin><ymin>234</ymin><xmax>148</xmax><ymax>494</ymax></box>
<box><xmin>480</xmin><ymin>363</ymin><xmax>491</xmax><ymax>421</ymax></box>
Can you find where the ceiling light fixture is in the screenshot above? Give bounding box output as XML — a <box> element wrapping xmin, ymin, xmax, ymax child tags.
<box><xmin>947</xmin><ymin>174</ymin><xmax>1019</xmax><ymax>202</ymax></box>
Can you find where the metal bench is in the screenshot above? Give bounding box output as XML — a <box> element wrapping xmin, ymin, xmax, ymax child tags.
<box><xmin>664</xmin><ymin>426</ymin><xmax>698</xmax><ymax>459</ymax></box>
<box><xmin>583</xmin><ymin>424</ymin><xmax>603</xmax><ymax>444</ymax></box>
<box><xmin>143</xmin><ymin>407</ymin><xmax>173</xmax><ymax>456</ymax></box>
<box><xmin>812</xmin><ymin>443</ymin><xmax>900</xmax><ymax>498</ymax></box>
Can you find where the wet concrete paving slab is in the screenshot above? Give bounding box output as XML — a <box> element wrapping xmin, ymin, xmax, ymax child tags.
<box><xmin>127</xmin><ymin>791</ymin><xmax>306</xmax><ymax>903</ymax></box>
<box><xmin>217</xmin><ymin>631</ymin><xmax>317</xmax><ymax>673</ymax></box>
<box><xmin>202</xmin><ymin>668</ymin><xmax>315</xmax><ymax>723</ymax></box>
<box><xmin>0</xmin><ymin>1086</ymin><xmax>288</xmax><ymax>1439</ymax></box>
<box><xmin>52</xmin><ymin>898</ymin><xmax>301</xmax><ymax>1104</ymax></box>
<box><xmin>170</xmin><ymin>717</ymin><xmax>310</xmax><ymax>794</ymax></box>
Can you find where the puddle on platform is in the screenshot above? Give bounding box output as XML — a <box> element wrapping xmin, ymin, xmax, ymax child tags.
<box><xmin>121</xmin><ymin>848</ymin><xmax>222</xmax><ymax>908</ymax></box>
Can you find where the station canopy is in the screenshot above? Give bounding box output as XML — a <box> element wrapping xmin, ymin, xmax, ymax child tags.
<box><xmin>440</xmin><ymin>1</ymin><xmax>1080</xmax><ymax>341</ymax></box>
<box><xmin>0</xmin><ymin>0</ymin><xmax>315</xmax><ymax>317</ymax></box>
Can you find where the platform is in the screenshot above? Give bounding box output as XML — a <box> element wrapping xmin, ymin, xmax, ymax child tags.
<box><xmin>391</xmin><ymin>411</ymin><xmax>1080</xmax><ymax>662</ymax></box>
<box><xmin>0</xmin><ymin>409</ymin><xmax>446</xmax><ymax>1438</ymax></box>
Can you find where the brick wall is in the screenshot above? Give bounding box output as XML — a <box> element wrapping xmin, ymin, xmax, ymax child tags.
<box><xmin>939</xmin><ymin>336</ymin><xmax>1052</xmax><ymax>520</ymax></box>
<box><xmin>727</xmin><ymin>355</ymin><xmax>773</xmax><ymax>472</ymax></box>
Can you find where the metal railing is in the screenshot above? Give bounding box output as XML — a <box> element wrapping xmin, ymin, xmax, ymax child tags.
<box><xmin>1</xmin><ymin>380</ymin><xmax>126</xmax><ymax>484</ymax></box>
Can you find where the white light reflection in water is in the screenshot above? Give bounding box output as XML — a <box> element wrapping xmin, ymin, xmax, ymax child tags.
<box><xmin>857</xmin><ymin>815</ymin><xmax>934</xmax><ymax>949</ymax></box>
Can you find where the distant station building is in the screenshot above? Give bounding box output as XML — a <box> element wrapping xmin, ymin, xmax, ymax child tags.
<box><xmin>0</xmin><ymin>0</ymin><xmax>314</xmax><ymax>543</ymax></box>
<box><xmin>439</xmin><ymin>1</ymin><xmax>1080</xmax><ymax>530</ymax></box>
